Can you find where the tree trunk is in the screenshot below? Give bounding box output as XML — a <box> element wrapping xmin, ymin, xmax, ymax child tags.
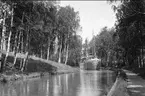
<box><xmin>138</xmin><ymin>56</ymin><xmax>140</xmax><ymax>68</ymax></box>
<box><xmin>58</xmin><ymin>41</ymin><xmax>62</xmax><ymax>63</ymax></box>
<box><xmin>21</xmin><ymin>32</ymin><xmax>24</xmax><ymax>53</ymax></box>
<box><xmin>13</xmin><ymin>31</ymin><xmax>18</xmax><ymax>53</ymax></box>
<box><xmin>47</xmin><ymin>45</ymin><xmax>50</xmax><ymax>60</ymax></box>
<box><xmin>20</xmin><ymin>32</ymin><xmax>24</xmax><ymax>69</ymax></box>
<box><xmin>0</xmin><ymin>52</ymin><xmax>2</xmax><ymax>72</ymax></box>
<box><xmin>21</xmin><ymin>52</ymin><xmax>28</xmax><ymax>71</ymax></box>
<box><xmin>21</xmin><ymin>26</ymin><xmax>29</xmax><ymax>72</ymax></box>
<box><xmin>41</xmin><ymin>46</ymin><xmax>43</xmax><ymax>59</ymax></box>
<box><xmin>0</xmin><ymin>11</ymin><xmax>6</xmax><ymax>71</ymax></box>
<box><xmin>13</xmin><ymin>12</ymin><xmax>24</xmax><ymax>68</ymax></box>
<box><xmin>139</xmin><ymin>54</ymin><xmax>142</xmax><ymax>68</ymax></box>
<box><xmin>4</xmin><ymin>30</ymin><xmax>12</xmax><ymax>65</ymax></box>
<box><xmin>3</xmin><ymin>7</ymin><xmax>14</xmax><ymax>67</ymax></box>
<box><xmin>13</xmin><ymin>31</ymin><xmax>22</xmax><ymax>66</ymax></box>
<box><xmin>54</xmin><ymin>36</ymin><xmax>58</xmax><ymax>55</ymax></box>
<box><xmin>141</xmin><ymin>41</ymin><xmax>144</xmax><ymax>68</ymax></box>
<box><xmin>47</xmin><ymin>38</ymin><xmax>50</xmax><ymax>60</ymax></box>
<box><xmin>1</xmin><ymin>11</ymin><xmax>7</xmax><ymax>51</ymax></box>
<box><xmin>65</xmin><ymin>44</ymin><xmax>69</xmax><ymax>65</ymax></box>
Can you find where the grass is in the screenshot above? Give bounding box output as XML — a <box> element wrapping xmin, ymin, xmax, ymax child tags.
<box><xmin>0</xmin><ymin>51</ymin><xmax>79</xmax><ymax>83</ymax></box>
<box><xmin>1</xmin><ymin>51</ymin><xmax>78</xmax><ymax>74</ymax></box>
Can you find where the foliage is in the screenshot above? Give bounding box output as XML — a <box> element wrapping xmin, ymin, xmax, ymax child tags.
<box><xmin>110</xmin><ymin>0</ymin><xmax>145</xmax><ymax>68</ymax></box>
<box><xmin>67</xmin><ymin>35</ymin><xmax>82</xmax><ymax>67</ymax></box>
<box><xmin>89</xmin><ymin>27</ymin><xmax>117</xmax><ymax>67</ymax></box>
<box><xmin>0</xmin><ymin>0</ymin><xmax>82</xmax><ymax>72</ymax></box>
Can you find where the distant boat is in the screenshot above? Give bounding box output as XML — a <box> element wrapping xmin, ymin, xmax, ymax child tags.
<box><xmin>83</xmin><ymin>58</ymin><xmax>101</xmax><ymax>70</ymax></box>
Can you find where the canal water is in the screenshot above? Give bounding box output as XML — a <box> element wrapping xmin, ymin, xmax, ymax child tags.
<box><xmin>0</xmin><ymin>70</ymin><xmax>116</xmax><ymax>96</ymax></box>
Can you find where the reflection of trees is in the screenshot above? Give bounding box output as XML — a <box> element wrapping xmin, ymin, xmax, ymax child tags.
<box><xmin>77</xmin><ymin>71</ymin><xmax>116</xmax><ymax>96</ymax></box>
<box><xmin>106</xmin><ymin>71</ymin><xmax>115</xmax><ymax>92</ymax></box>
<box><xmin>78</xmin><ymin>71</ymin><xmax>101</xmax><ymax>96</ymax></box>
<box><xmin>0</xmin><ymin>72</ymin><xmax>116</xmax><ymax>96</ymax></box>
<box><xmin>52</xmin><ymin>74</ymin><xmax>71</xmax><ymax>96</ymax></box>
<box><xmin>63</xmin><ymin>74</ymin><xmax>68</xmax><ymax>93</ymax></box>
<box><xmin>53</xmin><ymin>76</ymin><xmax>59</xmax><ymax>96</ymax></box>
<box><xmin>0</xmin><ymin>83</ymin><xmax>17</xmax><ymax>96</ymax></box>
<box><xmin>46</xmin><ymin>80</ymin><xmax>49</xmax><ymax>96</ymax></box>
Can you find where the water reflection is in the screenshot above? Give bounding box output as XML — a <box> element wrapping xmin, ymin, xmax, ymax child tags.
<box><xmin>0</xmin><ymin>70</ymin><xmax>116</xmax><ymax>96</ymax></box>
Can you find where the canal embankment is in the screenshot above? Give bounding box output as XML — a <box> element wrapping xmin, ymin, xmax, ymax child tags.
<box><xmin>106</xmin><ymin>69</ymin><xmax>130</xmax><ymax>96</ymax></box>
<box><xmin>0</xmin><ymin>69</ymin><xmax>116</xmax><ymax>96</ymax></box>
<box><xmin>0</xmin><ymin>52</ymin><xmax>80</xmax><ymax>83</ymax></box>
<box><xmin>106</xmin><ymin>69</ymin><xmax>145</xmax><ymax>96</ymax></box>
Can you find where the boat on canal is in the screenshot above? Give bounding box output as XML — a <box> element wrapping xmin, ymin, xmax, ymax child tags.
<box><xmin>80</xmin><ymin>56</ymin><xmax>101</xmax><ymax>70</ymax></box>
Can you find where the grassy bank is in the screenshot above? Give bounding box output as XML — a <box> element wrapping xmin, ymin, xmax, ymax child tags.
<box><xmin>0</xmin><ymin>72</ymin><xmax>49</xmax><ymax>83</ymax></box>
<box><xmin>0</xmin><ymin>51</ymin><xmax>80</xmax><ymax>83</ymax></box>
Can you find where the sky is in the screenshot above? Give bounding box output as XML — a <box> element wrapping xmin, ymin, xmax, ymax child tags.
<box><xmin>60</xmin><ymin>1</ymin><xmax>117</xmax><ymax>43</ymax></box>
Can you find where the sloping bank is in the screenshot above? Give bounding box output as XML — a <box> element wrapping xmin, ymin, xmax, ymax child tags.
<box><xmin>106</xmin><ymin>70</ymin><xmax>131</xmax><ymax>96</ymax></box>
<box><xmin>0</xmin><ymin>52</ymin><xmax>79</xmax><ymax>83</ymax></box>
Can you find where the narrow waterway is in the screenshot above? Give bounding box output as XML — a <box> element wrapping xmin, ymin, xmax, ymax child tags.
<box><xmin>0</xmin><ymin>70</ymin><xmax>116</xmax><ymax>96</ymax></box>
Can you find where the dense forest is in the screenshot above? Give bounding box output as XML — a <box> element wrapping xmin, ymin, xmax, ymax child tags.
<box><xmin>0</xmin><ymin>0</ymin><xmax>82</xmax><ymax>72</ymax></box>
<box><xmin>87</xmin><ymin>0</ymin><xmax>145</xmax><ymax>71</ymax></box>
<box><xmin>2</xmin><ymin>0</ymin><xmax>145</xmax><ymax>73</ymax></box>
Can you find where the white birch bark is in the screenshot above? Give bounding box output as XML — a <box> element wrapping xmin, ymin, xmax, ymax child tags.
<box><xmin>47</xmin><ymin>38</ymin><xmax>50</xmax><ymax>60</ymax></box>
<box><xmin>58</xmin><ymin>42</ymin><xmax>62</xmax><ymax>63</ymax></box>
<box><xmin>1</xmin><ymin>11</ymin><xmax>6</xmax><ymax>51</ymax></box>
<box><xmin>21</xmin><ymin>52</ymin><xmax>28</xmax><ymax>71</ymax></box>
<box><xmin>64</xmin><ymin>44</ymin><xmax>69</xmax><ymax>65</ymax></box>
<box><xmin>13</xmin><ymin>32</ymin><xmax>22</xmax><ymax>66</ymax></box>
<box><xmin>4</xmin><ymin>7</ymin><xmax>14</xmax><ymax>66</ymax></box>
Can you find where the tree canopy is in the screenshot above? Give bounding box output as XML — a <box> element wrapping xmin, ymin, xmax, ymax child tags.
<box><xmin>0</xmin><ymin>0</ymin><xmax>82</xmax><ymax>72</ymax></box>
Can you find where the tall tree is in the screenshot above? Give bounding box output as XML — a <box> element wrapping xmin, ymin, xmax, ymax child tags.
<box><xmin>57</xmin><ymin>6</ymin><xmax>80</xmax><ymax>64</ymax></box>
<box><xmin>109</xmin><ymin>0</ymin><xmax>145</xmax><ymax>68</ymax></box>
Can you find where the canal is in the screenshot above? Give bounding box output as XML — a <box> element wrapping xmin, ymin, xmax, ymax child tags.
<box><xmin>0</xmin><ymin>70</ymin><xmax>116</xmax><ymax>96</ymax></box>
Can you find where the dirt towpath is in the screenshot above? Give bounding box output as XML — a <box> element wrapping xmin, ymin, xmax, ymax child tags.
<box><xmin>124</xmin><ymin>70</ymin><xmax>145</xmax><ymax>96</ymax></box>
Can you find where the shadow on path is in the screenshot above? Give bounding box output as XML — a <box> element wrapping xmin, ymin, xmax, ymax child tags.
<box><xmin>124</xmin><ymin>70</ymin><xmax>145</xmax><ymax>96</ymax></box>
